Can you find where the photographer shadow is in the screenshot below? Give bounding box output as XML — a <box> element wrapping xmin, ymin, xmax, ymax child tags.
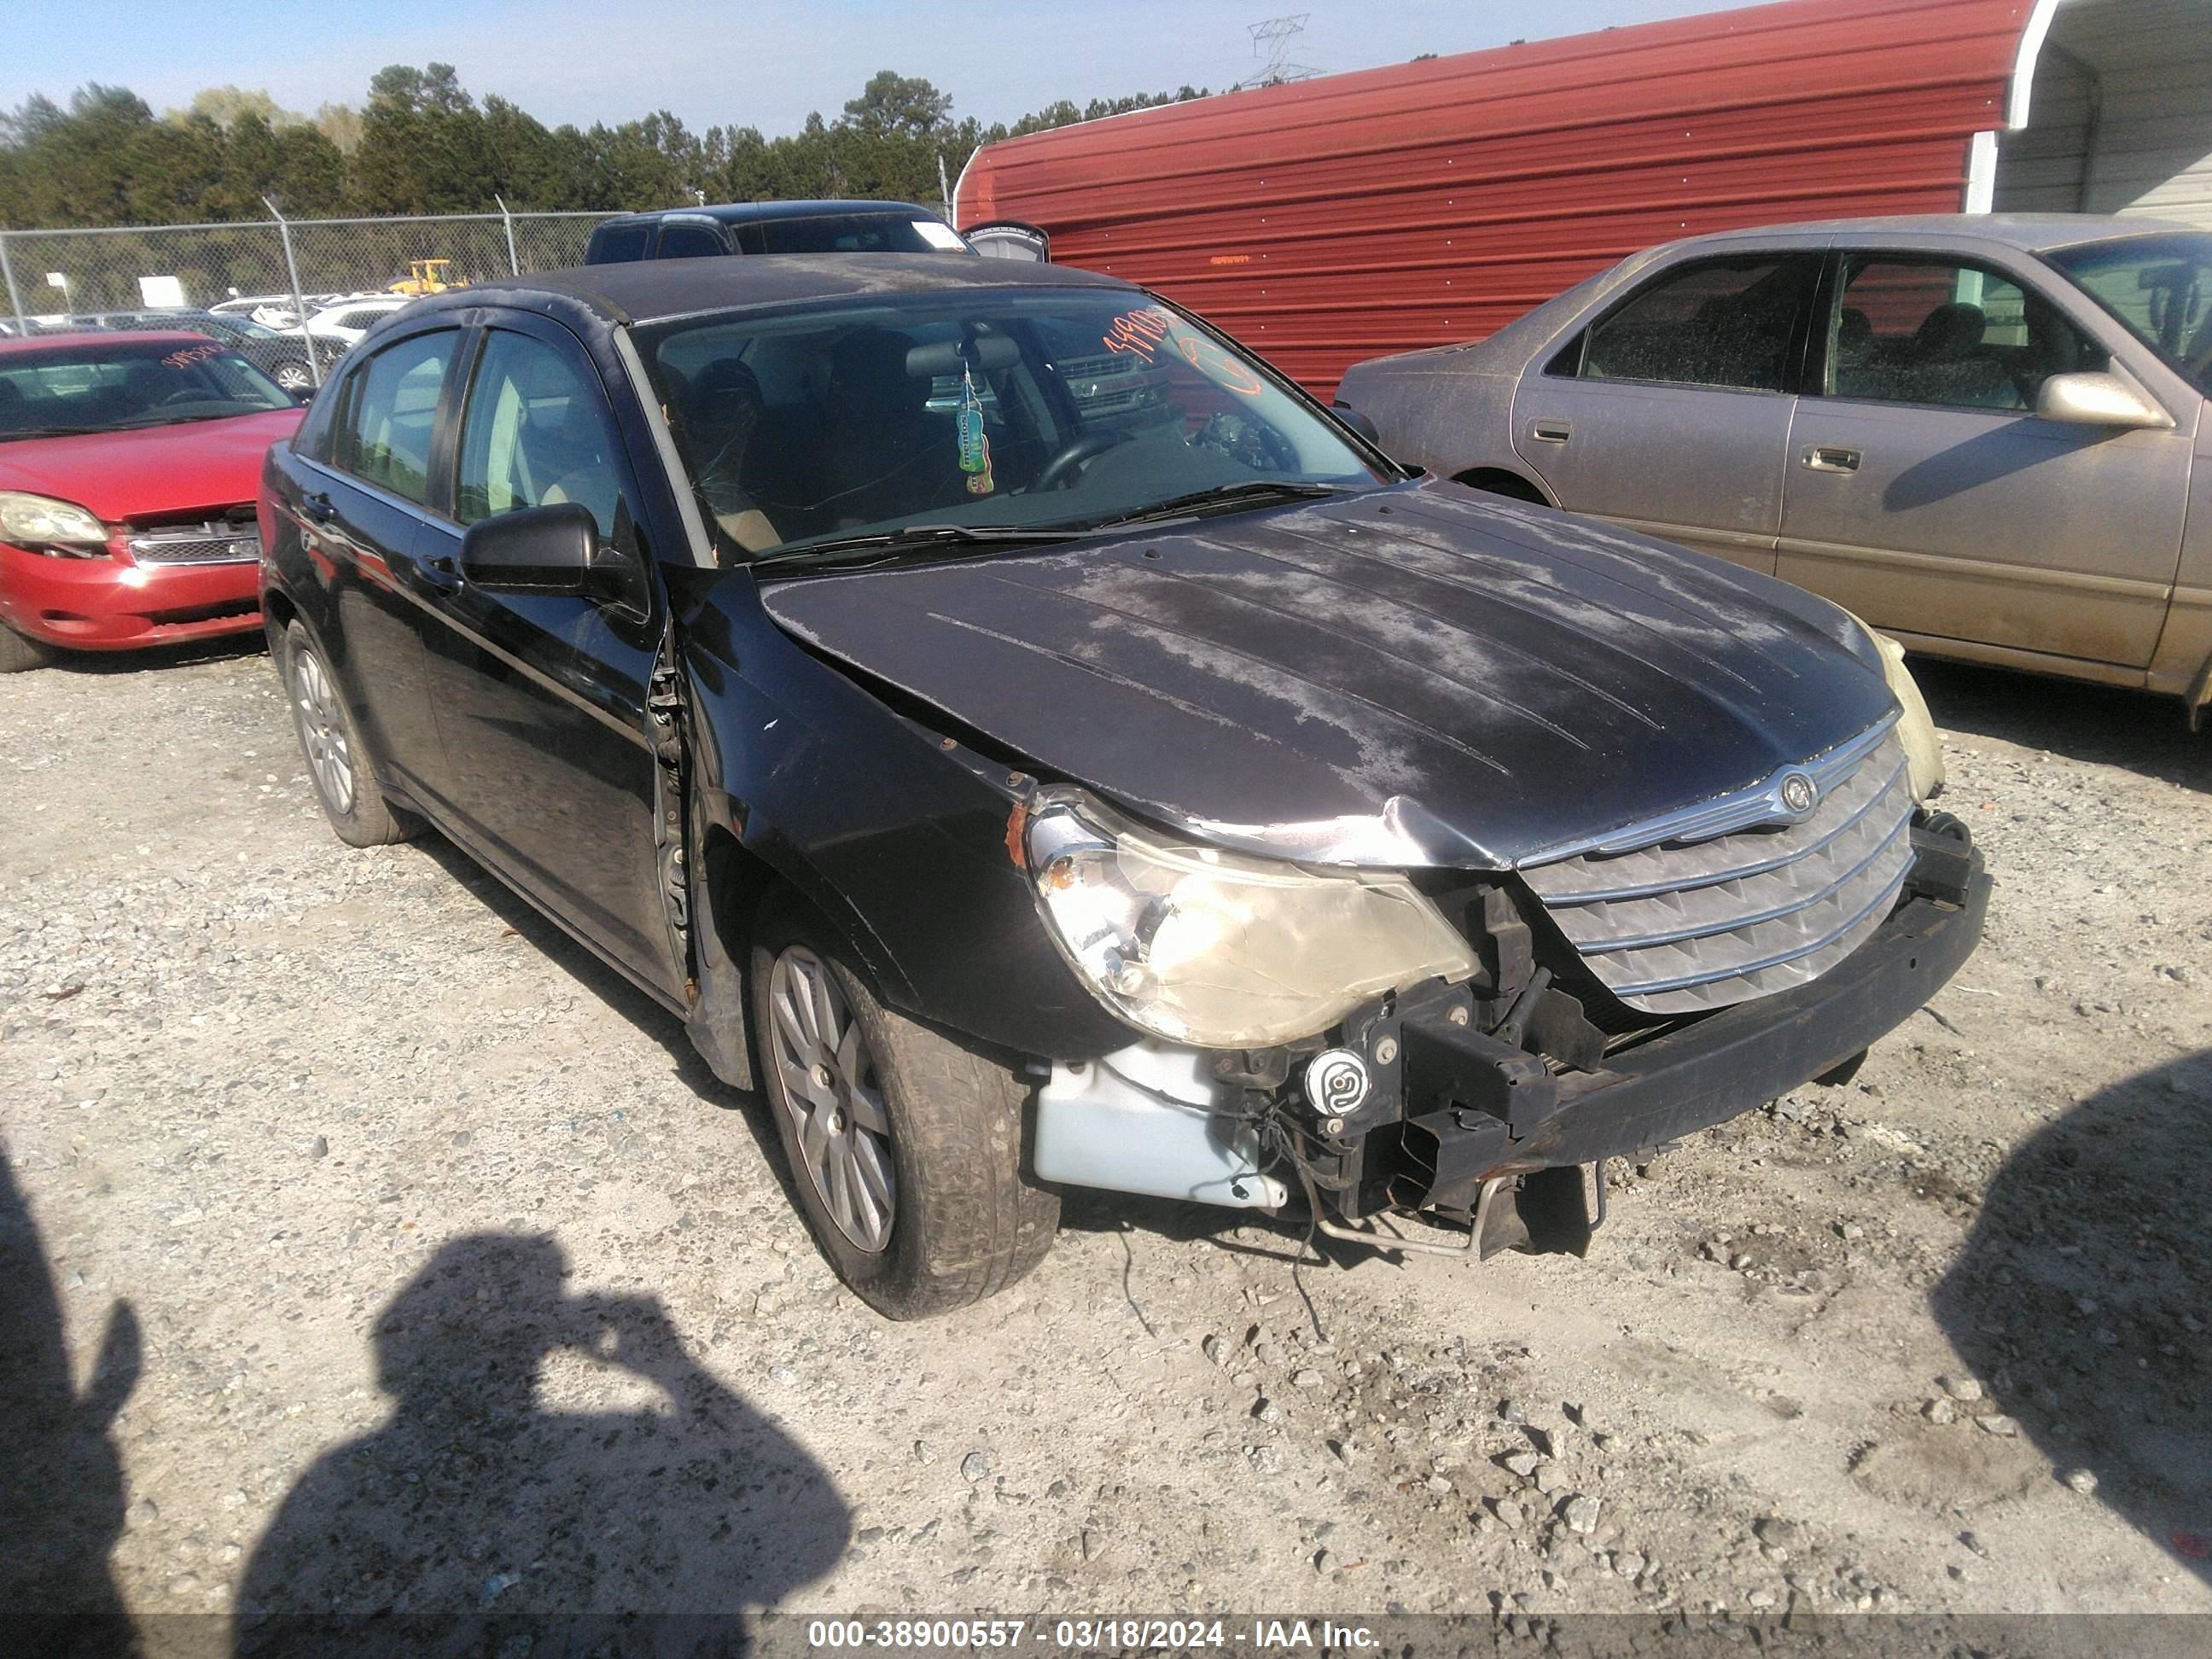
<box><xmin>236</xmin><ymin>1233</ymin><xmax>849</xmax><ymax>1650</ymax></box>
<box><xmin>0</xmin><ymin>1151</ymin><xmax>141</xmax><ymax>1659</ymax></box>
<box><xmin>1931</xmin><ymin>1051</ymin><xmax>2211</xmax><ymax>1591</ymax></box>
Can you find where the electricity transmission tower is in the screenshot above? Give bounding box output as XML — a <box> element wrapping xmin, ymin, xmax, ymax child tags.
<box><xmin>1237</xmin><ymin>14</ymin><xmax>1322</xmax><ymax>89</ymax></box>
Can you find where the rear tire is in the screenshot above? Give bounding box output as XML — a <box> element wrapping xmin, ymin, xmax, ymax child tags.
<box><xmin>281</xmin><ymin>620</ymin><xmax>416</xmax><ymax>847</ymax></box>
<box><xmin>750</xmin><ymin>897</ymin><xmax>1057</xmax><ymax>1318</ymax></box>
<box><xmin>0</xmin><ymin>625</ymin><xmax>54</xmax><ymax>673</ymax></box>
<box><xmin>273</xmin><ymin>361</ymin><xmax>313</xmax><ymax>394</ymax></box>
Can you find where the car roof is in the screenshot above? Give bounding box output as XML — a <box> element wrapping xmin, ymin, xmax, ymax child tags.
<box><xmin>422</xmin><ymin>251</ymin><xmax>1137</xmax><ymax>329</ymax></box>
<box><xmin>1668</xmin><ymin>212</ymin><xmax>2203</xmax><ymax>254</ymax></box>
<box><xmin>600</xmin><ymin>200</ymin><xmax>946</xmax><ymax>229</ymax></box>
<box><xmin>0</xmin><ymin>329</ymin><xmax>217</xmax><ymax>358</ymax></box>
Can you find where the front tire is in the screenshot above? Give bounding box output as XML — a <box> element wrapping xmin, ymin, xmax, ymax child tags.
<box><xmin>273</xmin><ymin>361</ymin><xmax>313</xmax><ymax>394</ymax></box>
<box><xmin>750</xmin><ymin>900</ymin><xmax>1057</xmax><ymax>1318</ymax></box>
<box><xmin>0</xmin><ymin>624</ymin><xmax>54</xmax><ymax>673</ymax></box>
<box><xmin>281</xmin><ymin>620</ymin><xmax>416</xmax><ymax>847</ymax></box>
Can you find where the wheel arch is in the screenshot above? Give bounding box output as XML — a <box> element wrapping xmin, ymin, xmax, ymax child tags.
<box><xmin>1452</xmin><ymin>465</ymin><xmax>1556</xmax><ymax>506</ymax></box>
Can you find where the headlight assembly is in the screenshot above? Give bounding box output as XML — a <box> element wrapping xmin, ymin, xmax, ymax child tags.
<box><xmin>1025</xmin><ymin>787</ymin><xmax>1477</xmax><ymax>1048</ymax></box>
<box><xmin>0</xmin><ymin>491</ymin><xmax>111</xmax><ymax>556</ymax></box>
<box><xmin>1845</xmin><ymin>612</ymin><xmax>1945</xmax><ymax>803</ymax></box>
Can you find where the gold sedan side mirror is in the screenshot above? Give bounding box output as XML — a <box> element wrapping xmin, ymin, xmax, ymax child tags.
<box><xmin>2034</xmin><ymin>370</ymin><xmax>2174</xmax><ymax>431</ymax></box>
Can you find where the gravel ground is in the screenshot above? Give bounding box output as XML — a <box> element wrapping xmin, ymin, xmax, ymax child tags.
<box><xmin>3</xmin><ymin>639</ymin><xmax>2208</xmax><ymax>1647</ymax></box>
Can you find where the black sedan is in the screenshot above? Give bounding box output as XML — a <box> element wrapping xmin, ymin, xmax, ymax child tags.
<box><xmin>259</xmin><ymin>254</ymin><xmax>1987</xmax><ymax>1318</ymax></box>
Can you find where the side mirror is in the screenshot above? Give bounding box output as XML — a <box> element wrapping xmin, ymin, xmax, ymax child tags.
<box><xmin>458</xmin><ymin>501</ymin><xmax>599</xmax><ymax>595</ymax></box>
<box><xmin>1331</xmin><ymin>401</ymin><xmax>1382</xmax><ymax>445</ymax></box>
<box><xmin>2034</xmin><ymin>370</ymin><xmax>2173</xmax><ymax>432</ymax></box>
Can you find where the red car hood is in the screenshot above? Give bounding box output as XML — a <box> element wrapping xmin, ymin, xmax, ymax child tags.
<box><xmin>0</xmin><ymin>409</ymin><xmax>302</xmax><ymax>524</ymax></box>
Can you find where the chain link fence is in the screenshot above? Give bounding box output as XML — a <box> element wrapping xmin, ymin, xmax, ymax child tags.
<box><xmin>0</xmin><ymin>207</ymin><xmax>616</xmax><ymax>387</ymax></box>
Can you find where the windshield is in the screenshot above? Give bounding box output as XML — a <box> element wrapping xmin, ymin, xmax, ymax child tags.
<box><xmin>641</xmin><ymin>289</ymin><xmax>1382</xmax><ymax>563</ymax></box>
<box><xmin>0</xmin><ymin>337</ymin><xmax>296</xmax><ymax>439</ymax></box>
<box><xmin>2048</xmin><ymin>231</ymin><xmax>2212</xmax><ymax>397</ymax></box>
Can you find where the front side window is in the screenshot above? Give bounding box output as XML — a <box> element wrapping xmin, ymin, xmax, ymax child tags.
<box><xmin>334</xmin><ymin>330</ymin><xmax>453</xmax><ymax>504</ymax></box>
<box><xmin>2046</xmin><ymin>231</ymin><xmax>2212</xmax><ymax>398</ymax></box>
<box><xmin>642</xmin><ymin>289</ymin><xmax>1382</xmax><ymax>564</ymax></box>
<box><xmin>455</xmin><ymin>329</ymin><xmax>627</xmax><ymax>542</ymax></box>
<box><xmin>1824</xmin><ymin>257</ymin><xmax>2105</xmax><ymax>411</ymax></box>
<box><xmin>1571</xmin><ymin>255</ymin><xmax>1819</xmax><ymax>392</ymax></box>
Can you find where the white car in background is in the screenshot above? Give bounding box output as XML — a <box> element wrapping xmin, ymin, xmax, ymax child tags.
<box><xmin>302</xmin><ymin>295</ymin><xmax>413</xmax><ymax>346</ymax></box>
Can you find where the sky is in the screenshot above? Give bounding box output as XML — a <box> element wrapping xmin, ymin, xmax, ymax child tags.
<box><xmin>9</xmin><ymin>0</ymin><xmax>1739</xmax><ymax>137</ymax></box>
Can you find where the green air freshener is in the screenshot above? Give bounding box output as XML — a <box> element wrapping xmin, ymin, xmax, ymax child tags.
<box><xmin>958</xmin><ymin>364</ymin><xmax>993</xmax><ymax>494</ymax></box>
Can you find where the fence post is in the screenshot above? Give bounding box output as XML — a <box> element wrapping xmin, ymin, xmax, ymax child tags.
<box><xmin>262</xmin><ymin>197</ymin><xmax>320</xmax><ymax>389</ymax></box>
<box><xmin>497</xmin><ymin>196</ymin><xmax>521</xmax><ymax>276</ymax></box>
<box><xmin>0</xmin><ymin>230</ymin><xmax>26</xmax><ymax>335</ymax></box>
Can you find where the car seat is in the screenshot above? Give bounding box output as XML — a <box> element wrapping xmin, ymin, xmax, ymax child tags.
<box><xmin>819</xmin><ymin>329</ymin><xmax>949</xmax><ymax>527</ymax></box>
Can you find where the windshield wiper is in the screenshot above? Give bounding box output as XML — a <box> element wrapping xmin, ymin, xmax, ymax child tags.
<box><xmin>751</xmin><ymin>521</ymin><xmax>1094</xmax><ymax>568</ymax></box>
<box><xmin>3</xmin><ymin>424</ymin><xmax>108</xmax><ymax>440</ymax></box>
<box><xmin>1082</xmin><ymin>479</ymin><xmax>1343</xmax><ymax>530</ymax></box>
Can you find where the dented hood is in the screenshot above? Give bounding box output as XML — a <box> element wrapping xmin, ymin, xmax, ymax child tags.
<box><xmin>759</xmin><ymin>481</ymin><xmax>1899</xmax><ymax>869</ymax></box>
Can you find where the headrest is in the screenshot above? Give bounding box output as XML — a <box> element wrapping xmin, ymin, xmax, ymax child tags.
<box><xmin>830</xmin><ymin>329</ymin><xmax>925</xmax><ymax>414</ymax></box>
<box><xmin>1912</xmin><ymin>302</ymin><xmax>1986</xmax><ymax>357</ymax></box>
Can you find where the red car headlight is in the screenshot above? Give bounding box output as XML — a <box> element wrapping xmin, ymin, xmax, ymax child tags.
<box><xmin>0</xmin><ymin>491</ymin><xmax>112</xmax><ymax>556</ymax></box>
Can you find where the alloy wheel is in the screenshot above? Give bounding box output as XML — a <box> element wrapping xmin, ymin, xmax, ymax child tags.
<box><xmin>768</xmin><ymin>944</ymin><xmax>895</xmax><ymax>1253</ymax></box>
<box><xmin>292</xmin><ymin>644</ymin><xmax>355</xmax><ymax>817</ymax></box>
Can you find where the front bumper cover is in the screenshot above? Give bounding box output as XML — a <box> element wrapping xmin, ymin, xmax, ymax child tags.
<box><xmin>1396</xmin><ymin>833</ymin><xmax>1989</xmax><ymax>1210</ymax></box>
<box><xmin>0</xmin><ymin>540</ymin><xmax>262</xmax><ymax>651</ymax></box>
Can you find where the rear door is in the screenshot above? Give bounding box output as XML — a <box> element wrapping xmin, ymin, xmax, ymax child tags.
<box><xmin>410</xmin><ymin>314</ymin><xmax>681</xmax><ymax>994</ymax></box>
<box><xmin>1511</xmin><ymin>250</ymin><xmax>1823</xmax><ymax>575</ymax></box>
<box><xmin>1779</xmin><ymin>249</ymin><xmax>2192</xmax><ymax>670</ymax></box>
<box><xmin>289</xmin><ymin>323</ymin><xmax>464</xmax><ymax>799</ymax></box>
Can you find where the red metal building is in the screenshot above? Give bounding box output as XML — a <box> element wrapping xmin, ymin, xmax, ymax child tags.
<box><xmin>955</xmin><ymin>0</ymin><xmax>2203</xmax><ymax>396</ymax></box>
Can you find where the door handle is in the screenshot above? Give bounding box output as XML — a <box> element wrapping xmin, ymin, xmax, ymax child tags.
<box><xmin>1529</xmin><ymin>419</ymin><xmax>1572</xmax><ymax>444</ymax></box>
<box><xmin>301</xmin><ymin>492</ymin><xmax>337</xmax><ymax>524</ymax></box>
<box><xmin>416</xmin><ymin>553</ymin><xmax>463</xmax><ymax>593</ymax></box>
<box><xmin>1802</xmin><ymin>445</ymin><xmax>1861</xmax><ymax>474</ymax></box>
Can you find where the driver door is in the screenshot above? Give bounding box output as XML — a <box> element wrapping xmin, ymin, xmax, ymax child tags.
<box><xmin>412</xmin><ymin>316</ymin><xmax>683</xmax><ymax>995</ymax></box>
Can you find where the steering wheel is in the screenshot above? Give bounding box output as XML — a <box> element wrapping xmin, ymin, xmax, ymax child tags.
<box><xmin>157</xmin><ymin>389</ymin><xmax>207</xmax><ymax>407</ymax></box>
<box><xmin>1030</xmin><ymin>428</ymin><xmax>1126</xmax><ymax>492</ymax></box>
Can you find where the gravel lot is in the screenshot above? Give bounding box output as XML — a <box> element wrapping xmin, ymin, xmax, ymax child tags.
<box><xmin>3</xmin><ymin>637</ymin><xmax>2208</xmax><ymax>1645</ymax></box>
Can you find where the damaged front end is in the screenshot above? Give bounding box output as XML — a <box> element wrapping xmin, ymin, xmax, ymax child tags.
<box><xmin>1017</xmin><ymin>719</ymin><xmax>1989</xmax><ymax>1260</ymax></box>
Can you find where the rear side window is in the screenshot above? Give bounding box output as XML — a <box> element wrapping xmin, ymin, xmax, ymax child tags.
<box><xmin>585</xmin><ymin>222</ymin><xmax>651</xmax><ymax>264</ymax></box>
<box><xmin>333</xmin><ymin>331</ymin><xmax>453</xmax><ymax>504</ymax></box>
<box><xmin>1569</xmin><ymin>255</ymin><xmax>1819</xmax><ymax>393</ymax></box>
<box><xmin>654</xmin><ymin>224</ymin><xmax>726</xmax><ymax>259</ymax></box>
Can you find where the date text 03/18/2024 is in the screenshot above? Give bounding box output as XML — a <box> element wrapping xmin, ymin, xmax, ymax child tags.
<box><xmin>805</xmin><ymin>1619</ymin><xmax>1379</xmax><ymax>1650</ymax></box>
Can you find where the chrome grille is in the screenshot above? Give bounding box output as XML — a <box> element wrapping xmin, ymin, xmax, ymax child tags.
<box><xmin>1522</xmin><ymin>725</ymin><xmax>1915</xmax><ymax>1016</ymax></box>
<box><xmin>128</xmin><ymin>528</ymin><xmax>262</xmax><ymax>566</ymax></box>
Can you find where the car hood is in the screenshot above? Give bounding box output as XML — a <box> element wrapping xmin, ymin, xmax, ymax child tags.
<box><xmin>0</xmin><ymin>408</ymin><xmax>302</xmax><ymax>523</ymax></box>
<box><xmin>759</xmin><ymin>480</ymin><xmax>1899</xmax><ymax>870</ymax></box>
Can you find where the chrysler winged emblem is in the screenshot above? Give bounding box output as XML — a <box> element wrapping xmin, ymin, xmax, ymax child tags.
<box><xmin>1778</xmin><ymin>772</ymin><xmax>1819</xmax><ymax>817</ymax></box>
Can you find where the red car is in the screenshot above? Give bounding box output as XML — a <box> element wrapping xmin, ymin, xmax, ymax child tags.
<box><xmin>0</xmin><ymin>331</ymin><xmax>304</xmax><ymax>672</ymax></box>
